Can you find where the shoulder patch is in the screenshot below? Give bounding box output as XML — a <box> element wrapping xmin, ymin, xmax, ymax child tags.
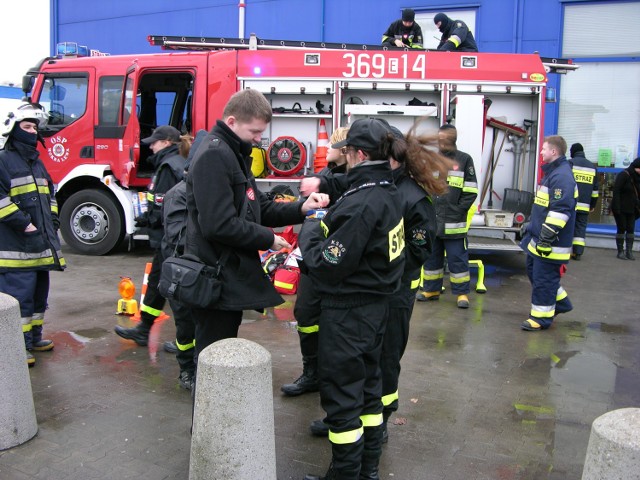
<box><xmin>553</xmin><ymin>188</ymin><xmax>562</xmax><ymax>199</ymax></box>
<box><xmin>209</xmin><ymin>138</ymin><xmax>220</xmax><ymax>147</ymax></box>
<box><xmin>411</xmin><ymin>228</ymin><xmax>428</xmax><ymax>246</ymax></box>
<box><xmin>322</xmin><ymin>239</ymin><xmax>346</xmax><ymax>265</ymax></box>
<box><xmin>468</xmin><ymin>166</ymin><xmax>475</xmax><ymax>176</ymax></box>
<box><xmin>456</xmin><ymin>22</ymin><xmax>462</xmax><ymax>27</ymax></box>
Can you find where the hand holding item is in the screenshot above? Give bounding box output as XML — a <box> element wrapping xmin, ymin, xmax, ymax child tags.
<box><xmin>300</xmin><ymin>192</ymin><xmax>330</xmax><ymax>215</ymax></box>
<box><xmin>24</xmin><ymin>223</ymin><xmax>37</xmax><ymax>233</ymax></box>
<box><xmin>271</xmin><ymin>234</ymin><xmax>292</xmax><ymax>251</ymax></box>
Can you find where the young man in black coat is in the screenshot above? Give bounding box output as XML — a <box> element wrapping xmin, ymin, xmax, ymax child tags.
<box><xmin>185</xmin><ymin>89</ymin><xmax>328</xmax><ymax>361</ymax></box>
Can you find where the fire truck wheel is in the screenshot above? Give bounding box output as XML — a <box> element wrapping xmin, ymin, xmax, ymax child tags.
<box><xmin>59</xmin><ymin>189</ymin><xmax>125</xmax><ymax>256</ymax></box>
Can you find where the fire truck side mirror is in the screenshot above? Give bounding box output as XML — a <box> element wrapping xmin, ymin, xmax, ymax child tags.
<box><xmin>22</xmin><ymin>75</ymin><xmax>34</xmax><ymax>95</ymax></box>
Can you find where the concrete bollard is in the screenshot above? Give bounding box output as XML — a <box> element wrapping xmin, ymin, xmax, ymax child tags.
<box><xmin>0</xmin><ymin>293</ymin><xmax>38</xmax><ymax>450</ymax></box>
<box><xmin>582</xmin><ymin>408</ymin><xmax>640</xmax><ymax>480</ymax></box>
<box><xmin>190</xmin><ymin>338</ymin><xmax>276</xmax><ymax>480</ymax></box>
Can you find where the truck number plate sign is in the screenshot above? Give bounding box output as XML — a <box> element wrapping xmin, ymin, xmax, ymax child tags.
<box><xmin>342</xmin><ymin>53</ymin><xmax>426</xmax><ymax>79</ymax></box>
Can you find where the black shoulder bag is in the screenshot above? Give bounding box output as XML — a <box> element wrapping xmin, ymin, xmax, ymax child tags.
<box><xmin>159</xmin><ymin>176</ymin><xmax>250</xmax><ymax>309</ymax></box>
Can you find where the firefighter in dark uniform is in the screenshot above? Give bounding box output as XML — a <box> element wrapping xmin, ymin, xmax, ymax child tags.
<box><xmin>380</xmin><ymin>125</ymin><xmax>453</xmax><ymax>443</ymax></box>
<box><xmin>382</xmin><ymin>8</ymin><xmax>423</xmax><ymax>49</ymax></box>
<box><xmin>417</xmin><ymin>124</ymin><xmax>478</xmax><ymax>309</ymax></box>
<box><xmin>0</xmin><ymin>103</ymin><xmax>66</xmax><ymax>367</ymax></box>
<box><xmin>520</xmin><ymin>136</ymin><xmax>577</xmax><ymax>331</ymax></box>
<box><xmin>300</xmin><ymin>118</ymin><xmax>405</xmax><ymax>480</ymax></box>
<box><xmin>281</xmin><ymin>127</ymin><xmax>349</xmax><ymax>397</ymax></box>
<box><xmin>159</xmin><ymin>130</ymin><xmax>207</xmax><ymax>390</ymax></box>
<box><xmin>434</xmin><ymin>13</ymin><xmax>478</xmax><ymax>52</ymax></box>
<box><xmin>115</xmin><ymin>126</ymin><xmax>187</xmax><ymax>347</ymax></box>
<box><xmin>569</xmin><ymin>143</ymin><xmax>598</xmax><ymax>260</ymax></box>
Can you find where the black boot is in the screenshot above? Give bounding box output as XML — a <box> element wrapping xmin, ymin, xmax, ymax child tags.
<box><xmin>309</xmin><ymin>419</ymin><xmax>329</xmax><ymax>436</ymax></box>
<box><xmin>626</xmin><ymin>234</ymin><xmax>635</xmax><ymax>260</ymax></box>
<box><xmin>114</xmin><ymin>322</ymin><xmax>151</xmax><ymax>346</ymax></box>
<box><xmin>360</xmin><ymin>424</ymin><xmax>383</xmax><ymax>480</ymax></box>
<box><xmin>281</xmin><ymin>356</ymin><xmax>319</xmax><ymax>396</ymax></box>
<box><xmin>616</xmin><ymin>234</ymin><xmax>627</xmax><ymax>260</ymax></box>
<box><xmin>303</xmin><ymin>463</ymin><xmax>336</xmax><ymax>480</ymax></box>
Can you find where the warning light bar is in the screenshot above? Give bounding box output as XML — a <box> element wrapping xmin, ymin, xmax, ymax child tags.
<box><xmin>56</xmin><ymin>42</ymin><xmax>110</xmax><ymax>58</ymax></box>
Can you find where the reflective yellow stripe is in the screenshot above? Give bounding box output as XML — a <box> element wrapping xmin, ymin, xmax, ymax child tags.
<box><xmin>146</xmin><ymin>192</ymin><xmax>154</xmax><ymax>202</ymax></box>
<box><xmin>450</xmin><ymin>272</ymin><xmax>470</xmax><ymax>284</ymax></box>
<box><xmin>526</xmin><ymin>242</ymin><xmax>571</xmax><ymax>261</ymax></box>
<box><xmin>422</xmin><ymin>269</ymin><xmax>444</xmax><ymax>281</ymax></box>
<box><xmin>360</xmin><ymin>413</ymin><xmax>383</xmax><ymax>428</ymax></box>
<box><xmin>0</xmin><ymin>203</ymin><xmax>19</xmax><ymax>218</ymax></box>
<box><xmin>51</xmin><ymin>205</ymin><xmax>59</xmax><ymax>214</ymax></box>
<box><xmin>37</xmin><ymin>185</ymin><xmax>50</xmax><ymax>195</ymax></box>
<box><xmin>556</xmin><ymin>286</ymin><xmax>568</xmax><ymax>302</ymax></box>
<box><xmin>10</xmin><ymin>184</ymin><xmax>37</xmax><ymax>196</ymax></box>
<box><xmin>447</xmin><ymin>171</ymin><xmax>464</xmax><ymax>188</ymax></box>
<box><xmin>140</xmin><ymin>303</ymin><xmax>163</xmax><ymax>317</ymax></box>
<box><xmin>22</xmin><ymin>323</ymin><xmax>33</xmax><ymax>332</ymax></box>
<box><xmin>450</xmin><ymin>35</ymin><xmax>461</xmax><ymax>47</ymax></box>
<box><xmin>545</xmin><ymin>217</ymin><xmax>566</xmax><ymax>228</ymax></box>
<box><xmin>176</xmin><ymin>339</ymin><xmax>195</xmax><ymax>351</ymax></box>
<box><xmin>572</xmin><ymin>237</ymin><xmax>585</xmax><ymax>246</ymax></box>
<box><xmin>297</xmin><ymin>324</ymin><xmax>319</xmax><ymax>334</ymax></box>
<box><xmin>320</xmin><ymin>219</ymin><xmax>329</xmax><ymax>237</ymax></box>
<box><xmin>31</xmin><ymin>319</ymin><xmax>44</xmax><ymax>327</ymax></box>
<box><xmin>410</xmin><ymin>277</ymin><xmax>421</xmax><ymax>289</ymax></box>
<box><xmin>274</xmin><ymin>280</ymin><xmax>294</xmax><ymax>290</ymax></box>
<box><xmin>328</xmin><ymin>426</ymin><xmax>363</xmax><ymax>445</ymax></box>
<box><xmin>531</xmin><ymin>304</ymin><xmax>556</xmax><ymax>318</ymax></box>
<box><xmin>534</xmin><ymin>191</ymin><xmax>549</xmax><ymax>207</ymax></box>
<box><xmin>382</xmin><ymin>390</ymin><xmax>399</xmax><ymax>407</ymax></box>
<box><xmin>0</xmin><ymin>257</ymin><xmax>56</xmax><ymax>268</ymax></box>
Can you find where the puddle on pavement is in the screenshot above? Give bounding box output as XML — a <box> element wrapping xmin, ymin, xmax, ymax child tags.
<box><xmin>585</xmin><ymin>322</ymin><xmax>632</xmax><ymax>334</ymax></box>
<box><xmin>73</xmin><ymin>327</ymin><xmax>110</xmax><ymax>339</ymax></box>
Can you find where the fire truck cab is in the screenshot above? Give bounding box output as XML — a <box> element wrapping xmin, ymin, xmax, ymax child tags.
<box><xmin>21</xmin><ymin>35</ymin><xmax>575</xmax><ymax>255</ymax></box>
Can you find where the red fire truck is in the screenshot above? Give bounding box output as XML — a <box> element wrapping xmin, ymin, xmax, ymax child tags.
<box><xmin>19</xmin><ymin>35</ymin><xmax>575</xmax><ymax>254</ymax></box>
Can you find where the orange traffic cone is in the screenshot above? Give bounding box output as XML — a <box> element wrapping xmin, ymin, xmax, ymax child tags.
<box><xmin>314</xmin><ymin>119</ymin><xmax>329</xmax><ymax>172</ymax></box>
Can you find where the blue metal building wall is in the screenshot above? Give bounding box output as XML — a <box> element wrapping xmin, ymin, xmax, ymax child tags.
<box><xmin>47</xmin><ymin>0</ymin><xmax>578</xmax><ymax>134</ymax></box>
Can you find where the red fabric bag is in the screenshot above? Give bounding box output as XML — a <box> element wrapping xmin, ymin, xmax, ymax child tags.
<box><xmin>273</xmin><ymin>267</ymin><xmax>300</xmax><ymax>294</ymax></box>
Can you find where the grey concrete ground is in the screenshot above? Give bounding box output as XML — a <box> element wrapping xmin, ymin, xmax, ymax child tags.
<box><xmin>0</xmin><ymin>240</ymin><xmax>639</xmax><ymax>480</ymax></box>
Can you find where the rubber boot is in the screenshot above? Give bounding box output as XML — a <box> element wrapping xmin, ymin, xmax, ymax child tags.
<box><xmin>360</xmin><ymin>424</ymin><xmax>384</xmax><ymax>480</ymax></box>
<box><xmin>114</xmin><ymin>322</ymin><xmax>151</xmax><ymax>346</ymax></box>
<box><xmin>625</xmin><ymin>234</ymin><xmax>635</xmax><ymax>260</ymax></box>
<box><xmin>616</xmin><ymin>234</ymin><xmax>627</xmax><ymax>260</ymax></box>
<box><xmin>24</xmin><ymin>331</ymin><xmax>35</xmax><ymax>367</ymax></box>
<box><xmin>31</xmin><ymin>324</ymin><xmax>54</xmax><ymax>351</ymax></box>
<box><xmin>304</xmin><ymin>463</ymin><xmax>337</xmax><ymax>480</ymax></box>
<box><xmin>281</xmin><ymin>356</ymin><xmax>319</xmax><ymax>396</ymax></box>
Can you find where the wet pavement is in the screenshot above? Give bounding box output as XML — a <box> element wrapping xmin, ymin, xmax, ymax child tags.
<box><xmin>1</xmin><ymin>242</ymin><xmax>639</xmax><ymax>480</ymax></box>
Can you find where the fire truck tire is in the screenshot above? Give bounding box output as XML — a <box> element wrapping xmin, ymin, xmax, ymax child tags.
<box><xmin>59</xmin><ymin>189</ymin><xmax>125</xmax><ymax>256</ymax></box>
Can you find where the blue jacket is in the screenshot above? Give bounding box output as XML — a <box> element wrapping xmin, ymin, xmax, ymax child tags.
<box><xmin>0</xmin><ymin>141</ymin><xmax>65</xmax><ymax>272</ymax></box>
<box><xmin>521</xmin><ymin>156</ymin><xmax>577</xmax><ymax>263</ymax></box>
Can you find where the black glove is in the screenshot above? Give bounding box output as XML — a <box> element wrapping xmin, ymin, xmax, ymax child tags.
<box><xmin>536</xmin><ymin>223</ymin><xmax>558</xmax><ymax>256</ymax></box>
<box><xmin>134</xmin><ymin>212</ymin><xmax>149</xmax><ymax>228</ymax></box>
<box><xmin>519</xmin><ymin>222</ymin><xmax>530</xmax><ymax>238</ymax></box>
<box><xmin>52</xmin><ymin>217</ymin><xmax>60</xmax><ymax>232</ymax></box>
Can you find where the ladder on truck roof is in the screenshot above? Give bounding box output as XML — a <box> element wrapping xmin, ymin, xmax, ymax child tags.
<box><xmin>147</xmin><ymin>33</ymin><xmax>578</xmax><ymax>75</ymax></box>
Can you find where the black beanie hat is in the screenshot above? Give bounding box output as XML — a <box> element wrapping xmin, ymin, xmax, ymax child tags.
<box><xmin>434</xmin><ymin>13</ymin><xmax>451</xmax><ymax>31</ymax></box>
<box><xmin>569</xmin><ymin>143</ymin><xmax>584</xmax><ymax>158</ymax></box>
<box><xmin>402</xmin><ymin>9</ymin><xmax>415</xmax><ymax>22</ymax></box>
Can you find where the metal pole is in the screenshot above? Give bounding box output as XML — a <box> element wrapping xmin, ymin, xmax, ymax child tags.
<box><xmin>238</xmin><ymin>1</ymin><xmax>246</xmax><ymax>38</ymax></box>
